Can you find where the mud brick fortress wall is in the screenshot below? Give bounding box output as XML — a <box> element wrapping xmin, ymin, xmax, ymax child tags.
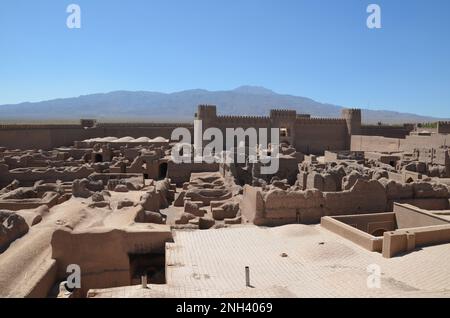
<box><xmin>0</xmin><ymin>124</ymin><xmax>91</xmax><ymax>150</ymax></box>
<box><xmin>1</xmin><ymin>104</ymin><xmax>412</xmax><ymax>152</ymax></box>
<box><xmin>438</xmin><ymin>121</ymin><xmax>450</xmax><ymax>134</ymax></box>
<box><xmin>360</xmin><ymin>124</ymin><xmax>413</xmax><ymax>139</ymax></box>
<box><xmin>197</xmin><ymin>105</ymin><xmax>363</xmax><ymax>155</ymax></box>
<box><xmin>352</xmin><ymin>134</ymin><xmax>450</xmax><ymax>153</ymax></box>
<box><xmin>0</xmin><ymin>123</ymin><xmax>193</xmax><ymax>150</ymax></box>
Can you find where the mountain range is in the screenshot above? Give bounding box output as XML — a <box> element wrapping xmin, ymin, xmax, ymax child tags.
<box><xmin>0</xmin><ymin>86</ymin><xmax>445</xmax><ymax>124</ymax></box>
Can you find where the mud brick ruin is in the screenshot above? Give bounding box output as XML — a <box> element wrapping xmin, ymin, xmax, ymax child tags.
<box><xmin>1</xmin><ymin>105</ymin><xmax>449</xmax><ymax>298</ymax></box>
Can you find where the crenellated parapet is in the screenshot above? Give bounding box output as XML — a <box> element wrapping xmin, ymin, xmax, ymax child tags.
<box><xmin>341</xmin><ymin>108</ymin><xmax>361</xmax><ymax>116</ymax></box>
<box><xmin>80</xmin><ymin>119</ymin><xmax>97</xmax><ymax>128</ymax></box>
<box><xmin>216</xmin><ymin>115</ymin><xmax>271</xmax><ymax>124</ymax></box>
<box><xmin>0</xmin><ymin>124</ymin><xmax>82</xmax><ymax>130</ymax></box>
<box><xmin>97</xmin><ymin>122</ymin><xmax>192</xmax><ymax>128</ymax></box>
<box><xmin>341</xmin><ymin>108</ymin><xmax>362</xmax><ymax>136</ymax></box>
<box><xmin>437</xmin><ymin>121</ymin><xmax>450</xmax><ymax>134</ymax></box>
<box><xmin>295</xmin><ymin>117</ymin><xmax>346</xmax><ymax>125</ymax></box>
<box><xmin>196</xmin><ymin>105</ymin><xmax>217</xmax><ymax>120</ymax></box>
<box><xmin>270</xmin><ymin>109</ymin><xmax>297</xmax><ymax>118</ymax></box>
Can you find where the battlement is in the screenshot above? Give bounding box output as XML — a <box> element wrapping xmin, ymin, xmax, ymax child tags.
<box><xmin>296</xmin><ymin>117</ymin><xmax>347</xmax><ymax>125</ymax></box>
<box><xmin>80</xmin><ymin>119</ymin><xmax>97</xmax><ymax>128</ymax></box>
<box><xmin>97</xmin><ymin>122</ymin><xmax>192</xmax><ymax>128</ymax></box>
<box><xmin>437</xmin><ymin>121</ymin><xmax>450</xmax><ymax>134</ymax></box>
<box><xmin>216</xmin><ymin>115</ymin><xmax>270</xmax><ymax>124</ymax></box>
<box><xmin>341</xmin><ymin>109</ymin><xmax>362</xmax><ymax>123</ymax></box>
<box><xmin>0</xmin><ymin>124</ymin><xmax>82</xmax><ymax>130</ymax></box>
<box><xmin>342</xmin><ymin>108</ymin><xmax>361</xmax><ymax>112</ymax></box>
<box><xmin>198</xmin><ymin>104</ymin><xmax>217</xmax><ymax>110</ymax></box>
<box><xmin>270</xmin><ymin>109</ymin><xmax>297</xmax><ymax>118</ymax></box>
<box><xmin>196</xmin><ymin>105</ymin><xmax>217</xmax><ymax>119</ymax></box>
<box><xmin>340</xmin><ymin>108</ymin><xmax>362</xmax><ymax>138</ymax></box>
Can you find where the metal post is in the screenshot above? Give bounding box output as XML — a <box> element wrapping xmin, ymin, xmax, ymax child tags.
<box><xmin>141</xmin><ymin>274</ymin><xmax>148</xmax><ymax>289</ymax></box>
<box><xmin>245</xmin><ymin>266</ymin><xmax>250</xmax><ymax>287</ymax></box>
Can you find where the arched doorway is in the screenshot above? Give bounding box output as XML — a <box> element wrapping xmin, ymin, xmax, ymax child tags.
<box><xmin>158</xmin><ymin>162</ymin><xmax>168</xmax><ymax>180</ymax></box>
<box><xmin>94</xmin><ymin>154</ymin><xmax>103</xmax><ymax>163</ymax></box>
<box><xmin>142</xmin><ymin>161</ymin><xmax>148</xmax><ymax>179</ymax></box>
<box><xmin>371</xmin><ymin>228</ymin><xmax>387</xmax><ymax>237</ymax></box>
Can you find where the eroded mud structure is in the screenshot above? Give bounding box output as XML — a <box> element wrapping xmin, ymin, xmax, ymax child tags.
<box><xmin>1</xmin><ymin>105</ymin><xmax>449</xmax><ymax>298</ymax></box>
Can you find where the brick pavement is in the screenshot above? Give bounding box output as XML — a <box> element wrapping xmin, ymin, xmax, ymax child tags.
<box><xmin>89</xmin><ymin>224</ymin><xmax>450</xmax><ymax>298</ymax></box>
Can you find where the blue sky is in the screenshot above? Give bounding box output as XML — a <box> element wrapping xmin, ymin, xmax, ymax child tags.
<box><xmin>0</xmin><ymin>0</ymin><xmax>449</xmax><ymax>117</ymax></box>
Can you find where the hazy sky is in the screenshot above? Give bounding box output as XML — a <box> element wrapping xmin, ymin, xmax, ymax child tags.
<box><xmin>1</xmin><ymin>0</ymin><xmax>449</xmax><ymax>117</ymax></box>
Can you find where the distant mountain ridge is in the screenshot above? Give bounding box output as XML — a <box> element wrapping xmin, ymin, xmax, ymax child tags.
<box><xmin>0</xmin><ymin>86</ymin><xmax>446</xmax><ymax>124</ymax></box>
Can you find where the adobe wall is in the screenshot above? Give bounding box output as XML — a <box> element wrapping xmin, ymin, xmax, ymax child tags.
<box><xmin>26</xmin><ymin>259</ymin><xmax>58</xmax><ymax>298</ymax></box>
<box><xmin>320</xmin><ymin>215</ymin><xmax>386</xmax><ymax>252</ymax></box>
<box><xmin>241</xmin><ymin>179</ymin><xmax>388</xmax><ymax>226</ymax></box>
<box><xmin>351</xmin><ymin>134</ymin><xmax>450</xmax><ymax>154</ymax></box>
<box><xmin>1</xmin><ymin>105</ymin><xmax>363</xmax><ymax>153</ymax></box>
<box><xmin>241</xmin><ymin>179</ymin><xmax>450</xmax><ymax>226</ymax></box>
<box><xmin>167</xmin><ymin>161</ymin><xmax>220</xmax><ymax>185</ymax></box>
<box><xmin>0</xmin><ymin>123</ymin><xmax>193</xmax><ymax>150</ymax></box>
<box><xmin>360</xmin><ymin>125</ymin><xmax>412</xmax><ymax>139</ymax></box>
<box><xmin>208</xmin><ymin>116</ymin><xmax>349</xmax><ymax>154</ymax></box>
<box><xmin>240</xmin><ymin>185</ymin><xmax>266</xmax><ymax>225</ymax></box>
<box><xmin>351</xmin><ymin>135</ymin><xmax>402</xmax><ymax>152</ymax></box>
<box><xmin>401</xmin><ymin>134</ymin><xmax>450</xmax><ymax>152</ymax></box>
<box><xmin>324</xmin><ymin>150</ymin><xmax>365</xmax><ymax>162</ymax></box>
<box><xmin>94</xmin><ymin>123</ymin><xmax>194</xmax><ymax>140</ymax></box>
<box><xmin>51</xmin><ymin>225</ymin><xmax>172</xmax><ymax>297</ymax></box>
<box><xmin>49</xmin><ymin>127</ymin><xmax>93</xmax><ymax>150</ymax></box>
<box><xmin>417</xmin><ymin>148</ymin><xmax>449</xmax><ymax>166</ymax></box>
<box><xmin>0</xmin><ymin>165</ymin><xmax>94</xmax><ymax>187</ymax></box>
<box><xmin>437</xmin><ymin>121</ymin><xmax>450</xmax><ymax>134</ymax></box>
<box><xmin>322</xmin><ymin>209</ymin><xmax>450</xmax><ymax>258</ymax></box>
<box><xmin>0</xmin><ymin>126</ymin><xmax>83</xmax><ymax>150</ymax></box>
<box><xmin>205</xmin><ymin>115</ymin><xmax>273</xmax><ymax>148</ymax></box>
<box><xmin>329</xmin><ymin>212</ymin><xmax>397</xmax><ymax>234</ymax></box>
<box><xmin>197</xmin><ymin>105</ymin><xmax>360</xmax><ymax>154</ymax></box>
<box><xmin>393</xmin><ymin>203</ymin><xmax>449</xmax><ymax>228</ymax></box>
<box><xmin>294</xmin><ymin>118</ymin><xmax>348</xmax><ymax>154</ymax></box>
<box><xmin>382</xmin><ymin>224</ymin><xmax>450</xmax><ymax>258</ymax></box>
<box><xmin>0</xmin><ymin>192</ymin><xmax>60</xmax><ymax>211</ymax></box>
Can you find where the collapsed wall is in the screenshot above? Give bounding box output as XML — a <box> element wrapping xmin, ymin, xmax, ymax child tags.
<box><xmin>240</xmin><ymin>179</ymin><xmax>450</xmax><ymax>226</ymax></box>
<box><xmin>0</xmin><ymin>164</ymin><xmax>94</xmax><ymax>187</ymax></box>
<box><xmin>51</xmin><ymin>225</ymin><xmax>172</xmax><ymax>297</ymax></box>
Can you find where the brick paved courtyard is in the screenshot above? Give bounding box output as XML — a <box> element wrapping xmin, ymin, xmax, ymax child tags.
<box><xmin>88</xmin><ymin>224</ymin><xmax>450</xmax><ymax>298</ymax></box>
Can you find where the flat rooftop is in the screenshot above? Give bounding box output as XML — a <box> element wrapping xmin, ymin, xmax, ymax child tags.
<box><xmin>88</xmin><ymin>224</ymin><xmax>450</xmax><ymax>298</ymax></box>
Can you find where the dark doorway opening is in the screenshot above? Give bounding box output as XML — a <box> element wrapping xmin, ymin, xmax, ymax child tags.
<box><xmin>94</xmin><ymin>154</ymin><xmax>103</xmax><ymax>163</ymax></box>
<box><xmin>371</xmin><ymin>228</ymin><xmax>388</xmax><ymax>237</ymax></box>
<box><xmin>129</xmin><ymin>253</ymin><xmax>166</xmax><ymax>285</ymax></box>
<box><xmin>159</xmin><ymin>163</ymin><xmax>168</xmax><ymax>180</ymax></box>
<box><xmin>389</xmin><ymin>161</ymin><xmax>396</xmax><ymax>167</ymax></box>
